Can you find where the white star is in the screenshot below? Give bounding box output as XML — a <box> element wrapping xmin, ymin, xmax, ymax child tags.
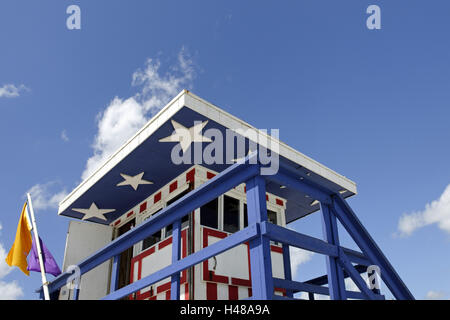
<box><xmin>159</xmin><ymin>120</ymin><xmax>212</xmax><ymax>152</ymax></box>
<box><xmin>116</xmin><ymin>172</ymin><xmax>153</xmax><ymax>191</ymax></box>
<box><xmin>72</xmin><ymin>203</ymin><xmax>115</xmax><ymax>221</ymax></box>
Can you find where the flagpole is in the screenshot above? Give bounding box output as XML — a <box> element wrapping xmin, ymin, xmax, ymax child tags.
<box><xmin>27</xmin><ymin>193</ymin><xmax>50</xmax><ymax>300</ymax></box>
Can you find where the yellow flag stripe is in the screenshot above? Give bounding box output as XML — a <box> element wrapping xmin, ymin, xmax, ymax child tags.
<box><xmin>5</xmin><ymin>202</ymin><xmax>33</xmax><ymax>276</ymax></box>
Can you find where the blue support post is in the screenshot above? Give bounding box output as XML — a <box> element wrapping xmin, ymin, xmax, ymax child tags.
<box><xmin>246</xmin><ymin>175</ymin><xmax>274</xmax><ymax>299</ymax></box>
<box><xmin>282</xmin><ymin>244</ymin><xmax>293</xmax><ymax>298</ymax></box>
<box><xmin>171</xmin><ymin>219</ymin><xmax>181</xmax><ymax>300</ymax></box>
<box><xmin>332</xmin><ymin>194</ymin><xmax>414</xmax><ymax>300</ymax></box>
<box><xmin>110</xmin><ymin>254</ymin><xmax>120</xmax><ymax>293</ymax></box>
<box><xmin>321</xmin><ymin>203</ymin><xmax>346</xmax><ymax>300</ymax></box>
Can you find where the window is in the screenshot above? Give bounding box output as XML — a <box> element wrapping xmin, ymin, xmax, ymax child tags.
<box><xmin>142</xmin><ymin>209</ymin><xmax>162</xmax><ymax>251</ymax></box>
<box><xmin>165</xmin><ymin>214</ymin><xmax>189</xmax><ymax>237</ymax></box>
<box><xmin>165</xmin><ymin>189</ymin><xmax>191</xmax><ymax>238</ymax></box>
<box><xmin>142</xmin><ymin>230</ymin><xmax>162</xmax><ymax>251</ymax></box>
<box><xmin>223</xmin><ymin>196</ymin><xmax>240</xmax><ymax>233</ymax></box>
<box><xmin>243</xmin><ymin>203</ymin><xmax>248</xmax><ymax>228</ymax></box>
<box><xmin>200</xmin><ymin>198</ymin><xmax>219</xmax><ymax>229</ymax></box>
<box><xmin>243</xmin><ymin>204</ymin><xmax>278</xmax><ymax>226</ymax></box>
<box><xmin>268</xmin><ymin>210</ymin><xmax>278</xmax><ymax>225</ymax></box>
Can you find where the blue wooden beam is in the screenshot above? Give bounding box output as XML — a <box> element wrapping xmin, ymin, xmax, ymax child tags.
<box><xmin>337</xmin><ymin>248</ymin><xmax>384</xmax><ymax>300</ymax></box>
<box><xmin>170</xmin><ymin>219</ymin><xmax>181</xmax><ymax>300</ymax></box>
<box><xmin>273</xmin><ymin>277</ymin><xmax>329</xmax><ymax>296</ymax></box>
<box><xmin>321</xmin><ymin>203</ymin><xmax>346</xmax><ymax>300</ymax></box>
<box><xmin>282</xmin><ymin>244</ymin><xmax>293</xmax><ymax>298</ymax></box>
<box><xmin>272</xmin><ymin>277</ymin><xmax>379</xmax><ymax>300</ymax></box>
<box><xmin>332</xmin><ymin>194</ymin><xmax>414</xmax><ymax>300</ymax></box>
<box><xmin>39</xmin><ymin>158</ymin><xmax>260</xmax><ymax>296</ymax></box>
<box><xmin>261</xmin><ymin>221</ymin><xmax>338</xmax><ymax>257</ymax></box>
<box><xmin>305</xmin><ymin>264</ymin><xmax>367</xmax><ymax>286</ymax></box>
<box><xmin>102</xmin><ymin>223</ymin><xmax>259</xmax><ymax>300</ymax></box>
<box><xmin>110</xmin><ymin>254</ymin><xmax>120</xmax><ymax>293</ymax></box>
<box><xmin>246</xmin><ymin>176</ymin><xmax>274</xmax><ymax>299</ymax></box>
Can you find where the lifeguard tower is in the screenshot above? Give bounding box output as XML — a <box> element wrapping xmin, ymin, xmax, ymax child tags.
<box><xmin>41</xmin><ymin>90</ymin><xmax>414</xmax><ymax>300</ymax></box>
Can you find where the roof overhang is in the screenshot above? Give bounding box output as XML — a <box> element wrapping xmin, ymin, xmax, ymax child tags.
<box><xmin>58</xmin><ymin>90</ymin><xmax>357</xmax><ymax>225</ymax></box>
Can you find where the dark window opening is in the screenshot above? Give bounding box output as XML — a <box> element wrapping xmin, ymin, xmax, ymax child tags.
<box><xmin>223</xmin><ymin>196</ymin><xmax>240</xmax><ymax>233</ymax></box>
<box><xmin>268</xmin><ymin>210</ymin><xmax>277</xmax><ymax>225</ymax></box>
<box><xmin>142</xmin><ymin>208</ymin><xmax>162</xmax><ymax>251</ymax></box>
<box><xmin>243</xmin><ymin>205</ymin><xmax>277</xmax><ymax>226</ymax></box>
<box><xmin>165</xmin><ymin>189</ymin><xmax>191</xmax><ymax>238</ymax></box>
<box><xmin>243</xmin><ymin>203</ymin><xmax>248</xmax><ymax>228</ymax></box>
<box><xmin>200</xmin><ymin>198</ymin><xmax>218</xmax><ymax>229</ymax></box>
<box><xmin>142</xmin><ymin>230</ymin><xmax>161</xmax><ymax>251</ymax></box>
<box><xmin>117</xmin><ymin>219</ymin><xmax>135</xmax><ymax>294</ymax></box>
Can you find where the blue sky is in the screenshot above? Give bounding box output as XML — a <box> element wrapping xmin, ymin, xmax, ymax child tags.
<box><xmin>0</xmin><ymin>0</ymin><xmax>449</xmax><ymax>300</ymax></box>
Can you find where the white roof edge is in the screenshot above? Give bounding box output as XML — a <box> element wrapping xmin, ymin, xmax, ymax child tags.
<box><xmin>59</xmin><ymin>89</ymin><xmax>357</xmax><ymax>214</ymax></box>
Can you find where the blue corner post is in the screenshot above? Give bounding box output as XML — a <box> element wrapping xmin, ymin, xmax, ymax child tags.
<box><xmin>282</xmin><ymin>244</ymin><xmax>293</xmax><ymax>298</ymax></box>
<box><xmin>171</xmin><ymin>219</ymin><xmax>182</xmax><ymax>300</ymax></box>
<box><xmin>246</xmin><ymin>175</ymin><xmax>274</xmax><ymax>299</ymax></box>
<box><xmin>110</xmin><ymin>254</ymin><xmax>120</xmax><ymax>294</ymax></box>
<box><xmin>321</xmin><ymin>202</ymin><xmax>346</xmax><ymax>300</ymax></box>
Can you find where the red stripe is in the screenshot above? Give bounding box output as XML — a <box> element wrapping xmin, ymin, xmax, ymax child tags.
<box><xmin>169</xmin><ymin>181</ymin><xmax>178</xmax><ymax>193</ymax></box>
<box><xmin>158</xmin><ymin>237</ymin><xmax>172</xmax><ymax>249</ymax></box>
<box><xmin>166</xmin><ymin>290</ymin><xmax>171</xmax><ymax>300</ymax></box>
<box><xmin>271</xmin><ymin>245</ymin><xmax>283</xmax><ymax>253</ymax></box>
<box><xmin>186</xmin><ymin>168</ymin><xmax>195</xmax><ymax>184</ymax></box>
<box><xmin>206</xmin><ymin>172</ymin><xmax>216</xmax><ymax>179</ymax></box>
<box><xmin>231</xmin><ymin>277</ymin><xmax>251</xmax><ymax>287</ymax></box>
<box><xmin>140</xmin><ymin>202</ymin><xmax>147</xmax><ymax>213</ymax></box>
<box><xmin>206</xmin><ymin>282</ymin><xmax>217</xmax><ymax>300</ymax></box>
<box><xmin>127</xmin><ymin>211</ymin><xmax>134</xmax><ymax>218</ymax></box>
<box><xmin>154</xmin><ymin>192</ymin><xmax>161</xmax><ymax>203</ymax></box>
<box><xmin>114</xmin><ymin>219</ymin><xmax>121</xmax><ymax>226</ymax></box>
<box><xmin>157</xmin><ymin>282</ymin><xmax>171</xmax><ymax>294</ymax></box>
<box><xmin>276</xmin><ymin>198</ymin><xmax>284</xmax><ymax>206</ymax></box>
<box><xmin>228</xmin><ymin>285</ymin><xmax>238</xmax><ymax>300</ymax></box>
<box><xmin>185</xmin><ymin>283</ymin><xmax>189</xmax><ymax>300</ymax></box>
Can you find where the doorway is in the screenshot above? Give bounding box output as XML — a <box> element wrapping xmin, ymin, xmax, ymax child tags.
<box><xmin>116</xmin><ymin>219</ymin><xmax>135</xmax><ymax>296</ymax></box>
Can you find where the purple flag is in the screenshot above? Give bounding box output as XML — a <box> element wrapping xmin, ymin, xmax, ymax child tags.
<box><xmin>27</xmin><ymin>236</ymin><xmax>61</xmax><ymax>277</ymax></box>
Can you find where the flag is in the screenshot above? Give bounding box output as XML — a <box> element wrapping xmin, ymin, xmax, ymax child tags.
<box><xmin>27</xmin><ymin>236</ymin><xmax>61</xmax><ymax>277</ymax></box>
<box><xmin>5</xmin><ymin>202</ymin><xmax>33</xmax><ymax>276</ymax></box>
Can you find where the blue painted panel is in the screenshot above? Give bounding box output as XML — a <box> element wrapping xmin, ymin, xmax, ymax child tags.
<box><xmin>60</xmin><ymin>106</ymin><xmax>351</xmax><ymax>225</ymax></box>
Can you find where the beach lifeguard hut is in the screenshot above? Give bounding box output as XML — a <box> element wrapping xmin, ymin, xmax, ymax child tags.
<box><xmin>46</xmin><ymin>90</ymin><xmax>413</xmax><ymax>300</ymax></box>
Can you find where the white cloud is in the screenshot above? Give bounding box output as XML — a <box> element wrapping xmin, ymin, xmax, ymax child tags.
<box><xmin>425</xmin><ymin>290</ymin><xmax>447</xmax><ymax>300</ymax></box>
<box><xmin>81</xmin><ymin>47</ymin><xmax>195</xmax><ymax>180</ymax></box>
<box><xmin>61</xmin><ymin>130</ymin><xmax>69</xmax><ymax>142</ymax></box>
<box><xmin>0</xmin><ymin>242</ymin><xmax>12</xmax><ymax>279</ymax></box>
<box><xmin>0</xmin><ymin>84</ymin><xmax>28</xmax><ymax>98</ymax></box>
<box><xmin>397</xmin><ymin>184</ymin><xmax>450</xmax><ymax>236</ymax></box>
<box><xmin>26</xmin><ymin>181</ymin><xmax>68</xmax><ymax>211</ymax></box>
<box><xmin>289</xmin><ymin>246</ymin><xmax>314</xmax><ymax>278</ymax></box>
<box><xmin>0</xmin><ymin>281</ymin><xmax>23</xmax><ymax>300</ymax></box>
<box><xmin>0</xmin><ymin>240</ymin><xmax>24</xmax><ymax>300</ymax></box>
